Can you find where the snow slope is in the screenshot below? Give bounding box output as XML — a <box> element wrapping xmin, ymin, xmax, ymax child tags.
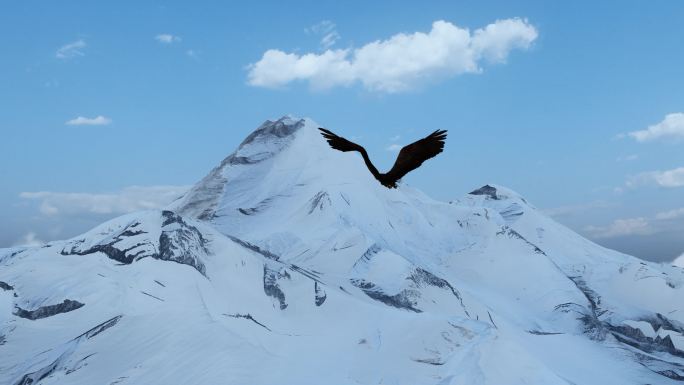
<box><xmin>1</xmin><ymin>116</ymin><xmax>683</xmax><ymax>385</ymax></box>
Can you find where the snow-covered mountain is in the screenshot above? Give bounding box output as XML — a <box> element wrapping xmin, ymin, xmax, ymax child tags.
<box><xmin>2</xmin><ymin>116</ymin><xmax>683</xmax><ymax>385</ymax></box>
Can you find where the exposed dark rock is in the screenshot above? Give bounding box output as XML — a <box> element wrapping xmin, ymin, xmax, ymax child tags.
<box><xmin>566</xmin><ymin>276</ymin><xmax>606</xmax><ymax>340</ymax></box>
<box><xmin>15</xmin><ymin>355</ymin><xmax>61</xmax><ymax>385</ymax></box>
<box><xmin>412</xmin><ymin>358</ymin><xmax>445</xmax><ymax>366</ymax></box>
<box><xmin>64</xmin><ymin>353</ymin><xmax>96</xmax><ymax>375</ymax></box>
<box><xmin>314</xmin><ymin>282</ymin><xmax>327</xmax><ymax>306</ymax></box>
<box><xmin>158</xmin><ymin>211</ymin><xmax>208</xmax><ymax>275</ymax></box>
<box><xmin>228</xmin><ymin>235</ymin><xmax>279</xmax><ymax>261</ymax></box>
<box><xmin>469</xmin><ymin>185</ymin><xmax>499</xmax><ymax>199</ymax></box>
<box><xmin>0</xmin><ymin>281</ymin><xmax>14</xmax><ymax>291</ymax></box>
<box><xmin>559</xmin><ymin>276</ymin><xmax>684</xmax><ymax>380</ymax></box>
<box><xmin>120</xmin><ymin>229</ymin><xmax>146</xmax><ymax>237</ymax></box>
<box><xmin>224</xmin><ymin>313</ymin><xmax>271</xmax><ymax>331</ymax></box>
<box><xmin>645</xmin><ymin>313</ymin><xmax>684</xmax><ymax>335</ymax></box>
<box><xmin>14</xmin><ymin>316</ymin><xmax>122</xmax><ymax>385</ymax></box>
<box><xmin>350</xmin><ymin>278</ymin><xmax>421</xmax><ymax>312</ymax></box>
<box><xmin>528</xmin><ymin>330</ymin><xmax>563</xmax><ymax>335</ymax></box>
<box><xmin>238</xmin><ymin>207</ymin><xmax>258</xmax><ymax>215</ymax></box>
<box><xmin>409</xmin><ymin>268</ymin><xmax>470</xmax><ymax>316</ymax></box>
<box><xmin>352</xmin><ymin>244</ymin><xmax>381</xmax><ymax>270</ymax></box>
<box><xmin>263</xmin><ymin>265</ymin><xmax>288</xmax><ymax>310</ymax></box>
<box><xmin>634</xmin><ymin>352</ymin><xmax>684</xmax><ymax>381</ymax></box>
<box><xmin>499</xmin><ymin>203</ymin><xmax>524</xmax><ymax>223</ymax></box>
<box><xmin>497</xmin><ymin>227</ymin><xmax>546</xmax><ymax>255</ymax></box>
<box><xmin>14</xmin><ymin>299</ymin><xmax>85</xmax><ymax>320</ymax></box>
<box><xmin>78</xmin><ymin>315</ymin><xmax>122</xmax><ymax>340</ymax></box>
<box><xmin>140</xmin><ymin>291</ymin><xmax>164</xmax><ymax>302</ymax></box>
<box><xmin>63</xmin><ymin>242</ymin><xmax>147</xmax><ymax>264</ymax></box>
<box><xmin>351</xmin><ymin>246</ymin><xmax>470</xmax><ymax>315</ymax></box>
<box><xmin>61</xmin><ymin>210</ymin><xmax>208</xmax><ymax>276</ymax></box>
<box><xmin>488</xmin><ymin>311</ymin><xmax>498</xmax><ymax>329</ymax></box>
<box><xmin>608</xmin><ymin>323</ymin><xmax>684</xmax><ymax>358</ymax></box>
<box><xmin>289</xmin><ymin>264</ymin><xmax>321</xmax><ymax>282</ymax></box>
<box><xmin>239</xmin><ymin>117</ymin><xmax>305</xmax><ymax>148</ymax></box>
<box><xmin>0</xmin><ymin>249</ymin><xmax>26</xmax><ymax>264</ymax></box>
<box><xmin>229</xmin><ymin>156</ymin><xmax>260</xmax><ymax>165</ymax></box>
<box><xmin>237</xmin><ymin>196</ymin><xmax>278</xmax><ymax>216</ymax></box>
<box><xmin>657</xmin><ymin>369</ymin><xmax>684</xmax><ymax>381</ymax></box>
<box><xmin>308</xmin><ymin>191</ymin><xmax>331</xmax><ymax>214</ymax></box>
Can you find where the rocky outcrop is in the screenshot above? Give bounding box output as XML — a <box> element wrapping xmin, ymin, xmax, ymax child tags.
<box><xmin>14</xmin><ymin>299</ymin><xmax>85</xmax><ymax>320</ymax></box>
<box><xmin>61</xmin><ymin>210</ymin><xmax>208</xmax><ymax>276</ymax></box>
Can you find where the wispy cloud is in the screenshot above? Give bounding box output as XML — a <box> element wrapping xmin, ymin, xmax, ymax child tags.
<box><xmin>584</xmin><ymin>205</ymin><xmax>684</xmax><ymax>240</ymax></box>
<box><xmin>616</xmin><ymin>154</ymin><xmax>638</xmax><ymax>162</ymax></box>
<box><xmin>56</xmin><ymin>39</ymin><xmax>86</xmax><ymax>59</ymax></box>
<box><xmin>627</xmin><ymin>113</ymin><xmax>684</xmax><ymax>142</ymax></box>
<box><xmin>306</xmin><ymin>20</ymin><xmax>340</xmax><ymax>50</ymax></box>
<box><xmin>627</xmin><ymin>167</ymin><xmax>684</xmax><ymax>188</ymax></box>
<box><xmin>19</xmin><ymin>185</ymin><xmax>190</xmax><ymax>216</ymax></box>
<box><xmin>385</xmin><ymin>134</ymin><xmax>403</xmax><ymax>152</ymax></box>
<box><xmin>12</xmin><ymin>232</ymin><xmax>44</xmax><ymax>247</ymax></box>
<box><xmin>65</xmin><ymin>116</ymin><xmax>112</xmax><ymax>126</ymax></box>
<box><xmin>248</xmin><ymin>18</ymin><xmax>538</xmax><ymax>93</ymax></box>
<box><xmin>655</xmin><ymin>207</ymin><xmax>684</xmax><ymax>220</ymax></box>
<box><xmin>155</xmin><ymin>34</ymin><xmax>181</xmax><ymax>44</ymax></box>
<box><xmin>544</xmin><ymin>201</ymin><xmax>613</xmax><ymax>217</ymax></box>
<box><xmin>584</xmin><ymin>217</ymin><xmax>653</xmax><ymax>239</ymax></box>
<box><xmin>386</xmin><ymin>144</ymin><xmax>402</xmax><ymax>152</ymax></box>
<box><xmin>186</xmin><ymin>49</ymin><xmax>200</xmax><ymax>59</ymax></box>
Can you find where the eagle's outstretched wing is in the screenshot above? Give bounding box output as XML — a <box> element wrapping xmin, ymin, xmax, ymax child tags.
<box><xmin>384</xmin><ymin>130</ymin><xmax>447</xmax><ymax>185</ymax></box>
<box><xmin>318</xmin><ymin>128</ymin><xmax>364</xmax><ymax>152</ymax></box>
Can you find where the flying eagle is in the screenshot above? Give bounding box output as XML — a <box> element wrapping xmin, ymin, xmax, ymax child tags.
<box><xmin>318</xmin><ymin>128</ymin><xmax>447</xmax><ymax>188</ymax></box>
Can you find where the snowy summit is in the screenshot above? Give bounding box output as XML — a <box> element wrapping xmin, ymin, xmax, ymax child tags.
<box><xmin>1</xmin><ymin>116</ymin><xmax>683</xmax><ymax>385</ymax></box>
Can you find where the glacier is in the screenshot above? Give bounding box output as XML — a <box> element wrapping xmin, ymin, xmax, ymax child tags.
<box><xmin>1</xmin><ymin>116</ymin><xmax>683</xmax><ymax>385</ymax></box>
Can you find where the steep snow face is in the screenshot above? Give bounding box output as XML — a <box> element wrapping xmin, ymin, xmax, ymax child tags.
<box><xmin>2</xmin><ymin>116</ymin><xmax>683</xmax><ymax>385</ymax></box>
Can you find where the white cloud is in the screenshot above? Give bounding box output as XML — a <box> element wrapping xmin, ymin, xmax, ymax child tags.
<box><xmin>65</xmin><ymin>115</ymin><xmax>112</xmax><ymax>126</ymax></box>
<box><xmin>320</xmin><ymin>31</ymin><xmax>340</xmax><ymax>50</ymax></box>
<box><xmin>186</xmin><ymin>49</ymin><xmax>199</xmax><ymax>59</ymax></box>
<box><xmin>584</xmin><ymin>217</ymin><xmax>653</xmax><ymax>239</ymax></box>
<box><xmin>12</xmin><ymin>232</ymin><xmax>44</xmax><ymax>247</ymax></box>
<box><xmin>627</xmin><ymin>167</ymin><xmax>684</xmax><ymax>188</ymax></box>
<box><xmin>655</xmin><ymin>207</ymin><xmax>684</xmax><ymax>220</ymax></box>
<box><xmin>306</xmin><ymin>20</ymin><xmax>340</xmax><ymax>50</ymax></box>
<box><xmin>19</xmin><ymin>185</ymin><xmax>191</xmax><ymax>217</ymax></box>
<box><xmin>155</xmin><ymin>34</ymin><xmax>181</xmax><ymax>44</ymax></box>
<box><xmin>628</xmin><ymin>113</ymin><xmax>684</xmax><ymax>142</ymax></box>
<box><xmin>248</xmin><ymin>18</ymin><xmax>537</xmax><ymax>93</ymax></box>
<box><xmin>56</xmin><ymin>39</ymin><xmax>86</xmax><ymax>59</ymax></box>
<box><xmin>386</xmin><ymin>144</ymin><xmax>403</xmax><ymax>152</ymax></box>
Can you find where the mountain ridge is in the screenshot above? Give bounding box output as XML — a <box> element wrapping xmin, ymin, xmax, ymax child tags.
<box><xmin>1</xmin><ymin>116</ymin><xmax>683</xmax><ymax>385</ymax></box>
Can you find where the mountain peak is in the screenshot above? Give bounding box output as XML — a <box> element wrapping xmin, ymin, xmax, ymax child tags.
<box><xmin>170</xmin><ymin>116</ymin><xmax>327</xmax><ymax>220</ymax></box>
<box><xmin>238</xmin><ymin>115</ymin><xmax>307</xmax><ymax>149</ymax></box>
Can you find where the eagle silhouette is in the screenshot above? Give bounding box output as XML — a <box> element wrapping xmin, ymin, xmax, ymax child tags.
<box><xmin>318</xmin><ymin>128</ymin><xmax>447</xmax><ymax>188</ymax></box>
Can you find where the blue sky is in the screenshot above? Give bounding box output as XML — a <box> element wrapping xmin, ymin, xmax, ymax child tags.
<box><xmin>1</xmin><ymin>1</ymin><xmax>683</xmax><ymax>262</ymax></box>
